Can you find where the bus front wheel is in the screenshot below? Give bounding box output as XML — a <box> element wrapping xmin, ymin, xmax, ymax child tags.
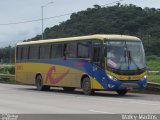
<box><xmin>35</xmin><ymin>75</ymin><xmax>50</xmax><ymax>91</ymax></box>
<box><xmin>116</xmin><ymin>89</ymin><xmax>128</xmax><ymax>95</ymax></box>
<box><xmin>82</xmin><ymin>77</ymin><xmax>94</xmax><ymax>95</ymax></box>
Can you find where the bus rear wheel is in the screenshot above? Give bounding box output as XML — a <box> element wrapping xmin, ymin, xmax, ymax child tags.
<box><xmin>82</xmin><ymin>77</ymin><xmax>94</xmax><ymax>95</ymax></box>
<box><xmin>116</xmin><ymin>89</ymin><xmax>128</xmax><ymax>95</ymax></box>
<box><xmin>36</xmin><ymin>75</ymin><xmax>50</xmax><ymax>91</ymax></box>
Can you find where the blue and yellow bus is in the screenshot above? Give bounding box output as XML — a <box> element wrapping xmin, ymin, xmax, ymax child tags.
<box><xmin>16</xmin><ymin>34</ymin><xmax>147</xmax><ymax>95</ymax></box>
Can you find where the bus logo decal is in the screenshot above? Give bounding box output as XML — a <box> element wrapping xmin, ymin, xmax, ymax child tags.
<box><xmin>45</xmin><ymin>66</ymin><xmax>69</xmax><ymax>84</ymax></box>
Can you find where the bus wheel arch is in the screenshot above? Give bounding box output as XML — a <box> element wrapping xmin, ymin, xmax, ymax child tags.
<box><xmin>35</xmin><ymin>73</ymin><xmax>50</xmax><ymax>91</ymax></box>
<box><xmin>81</xmin><ymin>75</ymin><xmax>94</xmax><ymax>95</ymax></box>
<box><xmin>35</xmin><ymin>73</ymin><xmax>41</xmax><ymax>81</ymax></box>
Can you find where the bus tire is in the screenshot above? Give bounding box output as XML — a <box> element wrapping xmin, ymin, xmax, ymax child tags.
<box><xmin>116</xmin><ymin>89</ymin><xmax>128</xmax><ymax>95</ymax></box>
<box><xmin>82</xmin><ymin>77</ymin><xmax>94</xmax><ymax>95</ymax></box>
<box><xmin>63</xmin><ymin>87</ymin><xmax>75</xmax><ymax>92</ymax></box>
<box><xmin>36</xmin><ymin>75</ymin><xmax>50</xmax><ymax>91</ymax></box>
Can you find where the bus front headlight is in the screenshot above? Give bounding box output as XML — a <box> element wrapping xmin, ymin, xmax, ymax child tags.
<box><xmin>144</xmin><ymin>75</ymin><xmax>147</xmax><ymax>79</ymax></box>
<box><xmin>108</xmin><ymin>75</ymin><xmax>117</xmax><ymax>81</ymax></box>
<box><xmin>141</xmin><ymin>75</ymin><xmax>147</xmax><ymax>81</ymax></box>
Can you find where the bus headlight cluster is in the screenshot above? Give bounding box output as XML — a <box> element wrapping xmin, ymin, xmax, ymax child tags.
<box><xmin>141</xmin><ymin>75</ymin><xmax>147</xmax><ymax>81</ymax></box>
<box><xmin>144</xmin><ymin>75</ymin><xmax>147</xmax><ymax>79</ymax></box>
<box><xmin>108</xmin><ymin>75</ymin><xmax>117</xmax><ymax>81</ymax></box>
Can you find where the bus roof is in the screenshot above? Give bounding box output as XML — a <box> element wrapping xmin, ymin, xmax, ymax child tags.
<box><xmin>17</xmin><ymin>34</ymin><xmax>141</xmax><ymax>46</ymax></box>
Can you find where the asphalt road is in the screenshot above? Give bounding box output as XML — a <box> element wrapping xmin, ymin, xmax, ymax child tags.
<box><xmin>0</xmin><ymin>83</ymin><xmax>160</xmax><ymax>114</ymax></box>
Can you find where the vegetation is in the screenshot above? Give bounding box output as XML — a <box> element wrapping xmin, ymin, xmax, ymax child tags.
<box><xmin>0</xmin><ymin>46</ymin><xmax>15</xmax><ymax>64</ymax></box>
<box><xmin>0</xmin><ymin>4</ymin><xmax>160</xmax><ymax>84</ymax></box>
<box><xmin>148</xmin><ymin>72</ymin><xmax>160</xmax><ymax>83</ymax></box>
<box><xmin>0</xmin><ymin>65</ymin><xmax>15</xmax><ymax>74</ymax></box>
<box><xmin>146</xmin><ymin>56</ymin><xmax>160</xmax><ymax>84</ymax></box>
<box><xmin>147</xmin><ymin>56</ymin><xmax>160</xmax><ymax>71</ymax></box>
<box><xmin>28</xmin><ymin>4</ymin><xmax>160</xmax><ymax>57</ymax></box>
<box><xmin>0</xmin><ymin>4</ymin><xmax>160</xmax><ymax>63</ymax></box>
<box><xmin>0</xmin><ymin>65</ymin><xmax>16</xmax><ymax>84</ymax></box>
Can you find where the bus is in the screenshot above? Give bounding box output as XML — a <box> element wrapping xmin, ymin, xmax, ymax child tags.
<box><xmin>16</xmin><ymin>34</ymin><xmax>147</xmax><ymax>95</ymax></box>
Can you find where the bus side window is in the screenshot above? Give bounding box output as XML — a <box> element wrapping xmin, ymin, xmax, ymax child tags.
<box><xmin>77</xmin><ymin>41</ymin><xmax>89</xmax><ymax>58</ymax></box>
<box><xmin>67</xmin><ymin>42</ymin><xmax>77</xmax><ymax>58</ymax></box>
<box><xmin>40</xmin><ymin>44</ymin><xmax>51</xmax><ymax>59</ymax></box>
<box><xmin>29</xmin><ymin>45</ymin><xmax>39</xmax><ymax>60</ymax></box>
<box><xmin>51</xmin><ymin>44</ymin><xmax>63</xmax><ymax>59</ymax></box>
<box><xmin>17</xmin><ymin>47</ymin><xmax>22</xmax><ymax>61</ymax></box>
<box><xmin>22</xmin><ymin>46</ymin><xmax>29</xmax><ymax>60</ymax></box>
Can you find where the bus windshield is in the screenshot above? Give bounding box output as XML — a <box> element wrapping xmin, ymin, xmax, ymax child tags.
<box><xmin>106</xmin><ymin>40</ymin><xmax>146</xmax><ymax>72</ymax></box>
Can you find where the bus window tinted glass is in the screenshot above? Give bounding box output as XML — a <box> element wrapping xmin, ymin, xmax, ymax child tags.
<box><xmin>17</xmin><ymin>47</ymin><xmax>22</xmax><ymax>60</ymax></box>
<box><xmin>29</xmin><ymin>46</ymin><xmax>39</xmax><ymax>59</ymax></box>
<box><xmin>77</xmin><ymin>42</ymin><xmax>89</xmax><ymax>58</ymax></box>
<box><xmin>22</xmin><ymin>46</ymin><xmax>29</xmax><ymax>60</ymax></box>
<box><xmin>92</xmin><ymin>40</ymin><xmax>102</xmax><ymax>66</ymax></box>
<box><xmin>51</xmin><ymin>44</ymin><xmax>63</xmax><ymax>58</ymax></box>
<box><xmin>67</xmin><ymin>42</ymin><xmax>77</xmax><ymax>58</ymax></box>
<box><xmin>40</xmin><ymin>44</ymin><xmax>51</xmax><ymax>59</ymax></box>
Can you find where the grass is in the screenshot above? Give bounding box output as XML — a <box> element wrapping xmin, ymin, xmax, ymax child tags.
<box><xmin>148</xmin><ymin>72</ymin><xmax>160</xmax><ymax>84</ymax></box>
<box><xmin>147</xmin><ymin>60</ymin><xmax>160</xmax><ymax>71</ymax></box>
<box><xmin>146</xmin><ymin>56</ymin><xmax>160</xmax><ymax>84</ymax></box>
<box><xmin>147</xmin><ymin>56</ymin><xmax>160</xmax><ymax>71</ymax></box>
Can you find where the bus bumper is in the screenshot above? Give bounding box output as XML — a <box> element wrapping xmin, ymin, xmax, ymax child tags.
<box><xmin>107</xmin><ymin>78</ymin><xmax>147</xmax><ymax>90</ymax></box>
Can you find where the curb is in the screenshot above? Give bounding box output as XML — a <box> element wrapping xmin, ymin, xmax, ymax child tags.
<box><xmin>147</xmin><ymin>82</ymin><xmax>160</xmax><ymax>91</ymax></box>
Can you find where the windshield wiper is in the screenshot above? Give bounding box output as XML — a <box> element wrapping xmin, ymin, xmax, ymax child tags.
<box><xmin>127</xmin><ymin>50</ymin><xmax>140</xmax><ymax>71</ymax></box>
<box><xmin>118</xmin><ymin>47</ymin><xmax>127</xmax><ymax>71</ymax></box>
<box><xmin>118</xmin><ymin>50</ymin><xmax>140</xmax><ymax>71</ymax></box>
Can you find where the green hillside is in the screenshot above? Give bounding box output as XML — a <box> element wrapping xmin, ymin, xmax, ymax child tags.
<box><xmin>1</xmin><ymin>4</ymin><xmax>160</xmax><ymax>63</ymax></box>
<box><xmin>29</xmin><ymin>4</ymin><xmax>160</xmax><ymax>56</ymax></box>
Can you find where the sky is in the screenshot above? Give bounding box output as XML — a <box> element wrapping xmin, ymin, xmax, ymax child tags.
<box><xmin>0</xmin><ymin>0</ymin><xmax>160</xmax><ymax>48</ymax></box>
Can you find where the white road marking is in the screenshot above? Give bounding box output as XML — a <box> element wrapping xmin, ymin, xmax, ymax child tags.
<box><xmin>89</xmin><ymin>109</ymin><xmax>113</xmax><ymax>114</ymax></box>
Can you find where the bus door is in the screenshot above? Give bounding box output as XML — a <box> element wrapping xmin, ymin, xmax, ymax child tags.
<box><xmin>92</xmin><ymin>41</ymin><xmax>104</xmax><ymax>89</ymax></box>
<box><xmin>92</xmin><ymin>41</ymin><xmax>103</xmax><ymax>67</ymax></box>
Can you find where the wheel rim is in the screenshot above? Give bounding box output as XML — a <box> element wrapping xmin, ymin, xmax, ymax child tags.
<box><xmin>83</xmin><ymin>77</ymin><xmax>91</xmax><ymax>94</ymax></box>
<box><xmin>84</xmin><ymin>81</ymin><xmax>89</xmax><ymax>92</ymax></box>
<box><xmin>36</xmin><ymin>76</ymin><xmax>42</xmax><ymax>90</ymax></box>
